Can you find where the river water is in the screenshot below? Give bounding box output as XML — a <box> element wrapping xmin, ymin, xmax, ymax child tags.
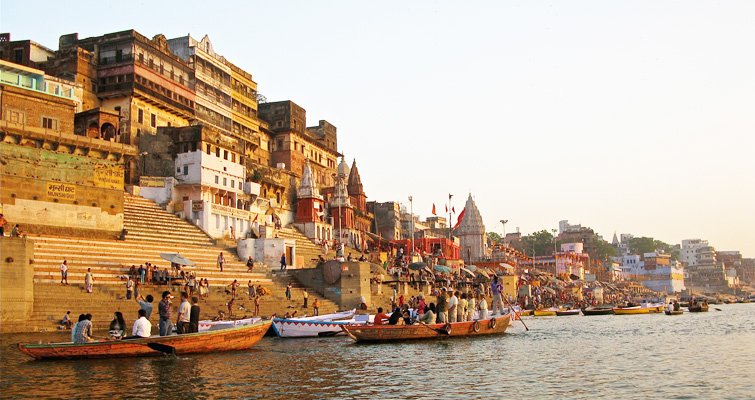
<box><xmin>1</xmin><ymin>304</ymin><xmax>753</xmax><ymax>399</ymax></box>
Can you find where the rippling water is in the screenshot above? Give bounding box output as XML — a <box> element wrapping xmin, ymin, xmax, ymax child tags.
<box><xmin>1</xmin><ymin>304</ymin><xmax>754</xmax><ymax>399</ymax></box>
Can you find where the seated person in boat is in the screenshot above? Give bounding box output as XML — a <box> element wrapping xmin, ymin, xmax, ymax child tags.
<box><xmin>373</xmin><ymin>307</ymin><xmax>389</xmax><ymax>325</ymax></box>
<box><xmin>109</xmin><ymin>311</ymin><xmax>126</xmax><ymax>340</ymax></box>
<box><xmin>401</xmin><ymin>305</ymin><xmax>414</xmax><ymax>325</ymax></box>
<box><xmin>124</xmin><ymin>309</ymin><xmax>152</xmax><ymax>339</ymax></box>
<box><xmin>418</xmin><ymin>303</ymin><xmax>436</xmax><ymax>324</ymax></box>
<box><xmin>72</xmin><ymin>314</ymin><xmax>95</xmax><ymax>343</ymax></box>
<box><xmin>387</xmin><ymin>308</ymin><xmax>403</xmax><ymax>325</ymax></box>
<box><xmin>673</xmin><ymin>301</ymin><xmax>680</xmax><ymax>311</ymax></box>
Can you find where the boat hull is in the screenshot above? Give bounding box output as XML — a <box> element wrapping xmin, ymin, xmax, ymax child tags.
<box><xmin>18</xmin><ymin>320</ymin><xmax>272</xmax><ymax>360</ymax></box>
<box><xmin>688</xmin><ymin>305</ymin><xmax>709</xmax><ymax>312</ymax></box>
<box><xmin>665</xmin><ymin>310</ymin><xmax>684</xmax><ymax>315</ymax></box>
<box><xmin>272</xmin><ymin>318</ymin><xmax>362</xmax><ymax>338</ymax></box>
<box><xmin>555</xmin><ymin>309</ymin><xmax>581</xmax><ymax>316</ymax></box>
<box><xmin>613</xmin><ymin>306</ymin><xmax>664</xmax><ymax>315</ymax></box>
<box><xmin>582</xmin><ymin>308</ymin><xmax>614</xmax><ymax>316</ymax></box>
<box><xmin>533</xmin><ymin>310</ymin><xmax>557</xmax><ymax>317</ymax></box>
<box><xmin>341</xmin><ymin>315</ymin><xmax>510</xmax><ymax>342</ymax></box>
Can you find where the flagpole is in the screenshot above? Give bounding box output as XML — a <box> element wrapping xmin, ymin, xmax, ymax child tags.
<box><xmin>448</xmin><ymin>193</ymin><xmax>453</xmax><ymax>241</ymax></box>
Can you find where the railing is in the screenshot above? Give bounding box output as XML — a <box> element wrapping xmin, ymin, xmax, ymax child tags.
<box><xmin>0</xmin><ymin>120</ymin><xmax>138</xmax><ymax>155</ymax></box>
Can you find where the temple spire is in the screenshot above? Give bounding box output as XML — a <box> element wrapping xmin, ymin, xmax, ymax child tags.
<box><xmin>297</xmin><ymin>159</ymin><xmax>321</xmax><ymax>199</ymax></box>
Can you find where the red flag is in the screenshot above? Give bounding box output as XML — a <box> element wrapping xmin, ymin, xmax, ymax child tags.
<box><xmin>452</xmin><ymin>206</ymin><xmax>455</xmax><ymax>213</ymax></box>
<box><xmin>432</xmin><ymin>203</ymin><xmax>437</xmax><ymax>216</ymax></box>
<box><xmin>453</xmin><ymin>208</ymin><xmax>466</xmax><ymax>230</ymax></box>
<box><xmin>445</xmin><ymin>205</ymin><xmax>448</xmax><ymax>213</ymax></box>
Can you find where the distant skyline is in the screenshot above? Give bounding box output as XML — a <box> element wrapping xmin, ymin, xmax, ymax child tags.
<box><xmin>2</xmin><ymin>1</ymin><xmax>753</xmax><ymax>256</ymax></box>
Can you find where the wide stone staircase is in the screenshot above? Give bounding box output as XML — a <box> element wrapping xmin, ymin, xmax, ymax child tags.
<box><xmin>22</xmin><ymin>194</ymin><xmax>343</xmax><ymax>332</ymax></box>
<box><xmin>276</xmin><ymin>226</ymin><xmax>368</xmax><ymax>267</ymax></box>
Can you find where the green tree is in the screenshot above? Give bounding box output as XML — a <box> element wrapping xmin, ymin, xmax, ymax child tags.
<box><xmin>591</xmin><ymin>234</ymin><xmax>616</xmax><ymax>261</ymax></box>
<box><xmin>513</xmin><ymin>230</ymin><xmax>555</xmax><ymax>256</ymax></box>
<box><xmin>487</xmin><ymin>232</ymin><xmax>502</xmax><ymax>245</ymax></box>
<box><xmin>628</xmin><ymin>237</ymin><xmax>679</xmax><ymax>260</ymax></box>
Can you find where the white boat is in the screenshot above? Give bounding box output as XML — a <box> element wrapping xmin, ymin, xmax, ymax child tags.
<box><xmin>198</xmin><ymin>317</ymin><xmax>262</xmax><ymax>332</ymax></box>
<box><xmin>272</xmin><ymin>310</ymin><xmax>368</xmax><ymax>338</ymax></box>
<box><xmin>284</xmin><ymin>309</ymin><xmax>356</xmax><ymax>322</ymax></box>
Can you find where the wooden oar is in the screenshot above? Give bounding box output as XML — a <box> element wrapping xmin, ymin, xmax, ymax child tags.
<box><xmin>420</xmin><ymin>322</ymin><xmax>450</xmax><ymax>335</ymax></box>
<box><xmin>714</xmin><ymin>308</ymin><xmax>722</xmax><ymax>311</ymax></box>
<box><xmin>502</xmin><ymin>296</ymin><xmax>529</xmax><ymax>331</ymax></box>
<box><xmin>146</xmin><ymin>342</ymin><xmax>176</xmax><ymax>355</ymax></box>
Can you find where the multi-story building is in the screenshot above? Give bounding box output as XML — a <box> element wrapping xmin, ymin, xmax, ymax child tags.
<box><xmin>680</xmin><ymin>239</ymin><xmax>709</xmax><ymax>267</ymax></box>
<box><xmin>369</xmin><ymin>201</ymin><xmax>402</xmax><ymax>241</ymax></box>
<box><xmin>0</xmin><ymin>59</ymin><xmax>135</xmax><ymax>235</ymax></box>
<box><xmin>616</xmin><ymin>252</ymin><xmax>685</xmax><ymax>293</ymax></box>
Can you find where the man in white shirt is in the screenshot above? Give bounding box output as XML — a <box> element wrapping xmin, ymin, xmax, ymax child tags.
<box><xmin>60</xmin><ymin>260</ymin><xmax>68</xmax><ymax>285</ymax></box>
<box><xmin>448</xmin><ymin>291</ymin><xmax>458</xmax><ymax>323</ymax></box>
<box><xmin>129</xmin><ymin>309</ymin><xmax>152</xmax><ymax>338</ymax></box>
<box><xmin>176</xmin><ymin>292</ymin><xmax>191</xmax><ymax>334</ymax></box>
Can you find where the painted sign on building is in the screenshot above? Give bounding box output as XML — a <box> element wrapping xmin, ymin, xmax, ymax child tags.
<box><xmin>140</xmin><ymin>176</ymin><xmax>167</xmax><ymax>187</ymax></box>
<box><xmin>93</xmin><ymin>165</ymin><xmax>124</xmax><ymax>189</ymax></box>
<box><xmin>46</xmin><ymin>182</ymin><xmax>76</xmax><ymax>200</ymax></box>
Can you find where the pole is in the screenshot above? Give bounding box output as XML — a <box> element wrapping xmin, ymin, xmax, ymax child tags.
<box><xmin>409</xmin><ymin>196</ymin><xmax>414</xmax><ymax>262</ymax></box>
<box><xmin>448</xmin><ymin>193</ymin><xmax>453</xmax><ymax>241</ymax></box>
<box><xmin>552</xmin><ymin>228</ymin><xmax>558</xmax><ymax>277</ymax></box>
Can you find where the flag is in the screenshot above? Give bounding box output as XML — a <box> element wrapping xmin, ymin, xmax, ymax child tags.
<box><xmin>432</xmin><ymin>203</ymin><xmax>437</xmax><ymax>216</ymax></box>
<box><xmin>452</xmin><ymin>206</ymin><xmax>455</xmax><ymax>213</ymax></box>
<box><xmin>453</xmin><ymin>208</ymin><xmax>466</xmax><ymax>230</ymax></box>
<box><xmin>445</xmin><ymin>205</ymin><xmax>448</xmax><ymax>213</ymax></box>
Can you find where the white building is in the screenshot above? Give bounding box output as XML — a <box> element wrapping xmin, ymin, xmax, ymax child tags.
<box><xmin>680</xmin><ymin>239</ymin><xmax>709</xmax><ymax>267</ymax></box>
<box><xmin>456</xmin><ymin>194</ymin><xmax>487</xmax><ymax>263</ymax></box>
<box><xmin>617</xmin><ymin>252</ymin><xmax>685</xmax><ymax>294</ymax></box>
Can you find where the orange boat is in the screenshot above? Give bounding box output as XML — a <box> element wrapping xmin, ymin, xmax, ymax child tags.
<box><xmin>18</xmin><ymin>319</ymin><xmax>272</xmax><ymax>360</ymax></box>
<box><xmin>340</xmin><ymin>315</ymin><xmax>511</xmax><ymax>342</ymax></box>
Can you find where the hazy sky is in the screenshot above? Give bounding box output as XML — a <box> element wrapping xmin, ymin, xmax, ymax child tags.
<box><xmin>2</xmin><ymin>1</ymin><xmax>754</xmax><ymax>256</ymax></box>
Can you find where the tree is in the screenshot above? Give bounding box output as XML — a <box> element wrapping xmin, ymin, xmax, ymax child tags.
<box><xmin>591</xmin><ymin>234</ymin><xmax>616</xmax><ymax>262</ymax></box>
<box><xmin>487</xmin><ymin>232</ymin><xmax>502</xmax><ymax>245</ymax></box>
<box><xmin>513</xmin><ymin>230</ymin><xmax>555</xmax><ymax>256</ymax></box>
<box><xmin>628</xmin><ymin>237</ymin><xmax>679</xmax><ymax>260</ymax></box>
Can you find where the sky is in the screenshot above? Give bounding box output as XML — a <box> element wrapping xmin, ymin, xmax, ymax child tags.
<box><xmin>2</xmin><ymin>1</ymin><xmax>754</xmax><ymax>256</ymax></box>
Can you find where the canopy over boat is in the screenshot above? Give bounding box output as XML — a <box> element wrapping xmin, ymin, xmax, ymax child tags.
<box><xmin>341</xmin><ymin>315</ymin><xmax>511</xmax><ymax>342</ymax></box>
<box><xmin>18</xmin><ymin>320</ymin><xmax>272</xmax><ymax>360</ymax></box>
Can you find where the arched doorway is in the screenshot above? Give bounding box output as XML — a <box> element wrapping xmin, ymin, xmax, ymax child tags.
<box><xmin>100</xmin><ymin>123</ymin><xmax>116</xmax><ymax>140</ymax></box>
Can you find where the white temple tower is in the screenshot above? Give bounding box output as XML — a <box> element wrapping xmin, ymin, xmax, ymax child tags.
<box><xmin>456</xmin><ymin>193</ymin><xmax>487</xmax><ymax>263</ymax></box>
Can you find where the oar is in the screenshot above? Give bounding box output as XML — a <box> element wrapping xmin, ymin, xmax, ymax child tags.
<box><xmin>420</xmin><ymin>322</ymin><xmax>450</xmax><ymax>335</ymax></box>
<box><xmin>502</xmin><ymin>296</ymin><xmax>529</xmax><ymax>331</ymax></box>
<box><xmin>146</xmin><ymin>342</ymin><xmax>176</xmax><ymax>355</ymax></box>
<box><xmin>714</xmin><ymin>308</ymin><xmax>722</xmax><ymax>311</ymax></box>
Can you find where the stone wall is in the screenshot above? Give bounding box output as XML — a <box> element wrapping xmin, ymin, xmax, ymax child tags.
<box><xmin>0</xmin><ymin>237</ymin><xmax>35</xmax><ymax>332</ymax></box>
<box><xmin>290</xmin><ymin>262</ymin><xmax>371</xmax><ymax>309</ymax></box>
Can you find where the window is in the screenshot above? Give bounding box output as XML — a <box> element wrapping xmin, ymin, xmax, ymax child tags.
<box><xmin>183</xmin><ymin>143</ymin><xmax>189</xmax><ymax>153</ymax></box>
<box><xmin>215</xmin><ymin>175</ymin><xmax>219</xmax><ymax>184</ymax></box>
<box><xmin>223</xmin><ymin>177</ymin><xmax>227</xmax><ymax>186</ymax></box>
<box><xmin>183</xmin><ymin>165</ymin><xmax>188</xmax><ymax>175</ymax></box>
<box><xmin>14</xmin><ymin>48</ymin><xmax>23</xmax><ymax>64</ymax></box>
<box><xmin>41</xmin><ymin>117</ymin><xmax>58</xmax><ymax>130</ymax></box>
<box><xmin>231</xmin><ymin>180</ymin><xmax>235</xmax><ymax>189</ymax></box>
<box><xmin>150</xmin><ymin>113</ymin><xmax>156</xmax><ymax>128</ymax></box>
<box><xmin>7</xmin><ymin>109</ymin><xmax>24</xmax><ymax>124</ymax></box>
<box><xmin>239</xmin><ymin>180</ymin><xmax>243</xmax><ymax>189</ymax></box>
<box><xmin>231</xmin><ymin>154</ymin><xmax>236</xmax><ymax>163</ymax></box>
<box><xmin>177</xmin><ymin>167</ymin><xmax>181</xmax><ymax>174</ymax></box>
<box><xmin>206</xmin><ymin>144</ymin><xmax>211</xmax><ymax>155</ymax></box>
<box><xmin>223</xmin><ymin>150</ymin><xmax>228</xmax><ymax>160</ymax></box>
<box><xmin>137</xmin><ymin>109</ymin><xmax>144</xmax><ymax>124</ymax></box>
<box><xmin>216</xmin><ymin>147</ymin><xmax>220</xmax><ymax>157</ymax></box>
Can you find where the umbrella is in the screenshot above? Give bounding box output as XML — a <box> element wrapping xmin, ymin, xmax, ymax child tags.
<box><xmin>476</xmin><ymin>270</ymin><xmax>490</xmax><ymax>278</ymax></box>
<box><xmin>423</xmin><ymin>266</ymin><xmax>434</xmax><ymax>275</ymax></box>
<box><xmin>460</xmin><ymin>267</ymin><xmax>476</xmax><ymax>277</ymax></box>
<box><xmin>434</xmin><ymin>265</ymin><xmax>452</xmax><ymax>273</ymax></box>
<box><xmin>160</xmin><ymin>253</ymin><xmax>195</xmax><ymax>266</ymax></box>
<box><xmin>466</xmin><ymin>265</ymin><xmax>478</xmax><ymax>272</ymax></box>
<box><xmin>409</xmin><ymin>262</ymin><xmax>427</xmax><ymax>271</ymax></box>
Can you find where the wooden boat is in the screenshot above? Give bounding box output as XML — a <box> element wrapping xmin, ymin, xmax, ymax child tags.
<box><xmin>613</xmin><ymin>304</ymin><xmax>664</xmax><ymax>315</ymax></box>
<box><xmin>533</xmin><ymin>309</ymin><xmax>557</xmax><ymax>317</ymax></box>
<box><xmin>341</xmin><ymin>315</ymin><xmax>510</xmax><ymax>342</ymax></box>
<box><xmin>18</xmin><ymin>319</ymin><xmax>272</xmax><ymax>360</ymax></box>
<box><xmin>688</xmin><ymin>303</ymin><xmax>709</xmax><ymax>312</ymax></box>
<box><xmin>664</xmin><ymin>310</ymin><xmax>684</xmax><ymax>315</ymax></box>
<box><xmin>199</xmin><ymin>317</ymin><xmax>261</xmax><ymax>332</ymax></box>
<box><xmin>582</xmin><ymin>307</ymin><xmax>614</xmax><ymax>316</ymax></box>
<box><xmin>518</xmin><ymin>309</ymin><xmax>533</xmax><ymax>316</ymax></box>
<box><xmin>272</xmin><ymin>314</ymin><xmax>369</xmax><ymax>338</ymax></box>
<box><xmin>555</xmin><ymin>309</ymin><xmax>581</xmax><ymax>316</ymax></box>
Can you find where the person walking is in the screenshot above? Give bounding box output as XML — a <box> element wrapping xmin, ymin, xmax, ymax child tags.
<box><xmin>60</xmin><ymin>260</ymin><xmax>69</xmax><ymax>285</ymax></box>
<box><xmin>230</xmin><ymin>279</ymin><xmax>239</xmax><ymax>299</ymax></box>
<box><xmin>125</xmin><ymin>276</ymin><xmax>134</xmax><ymax>300</ymax></box>
<box><xmin>158</xmin><ymin>291</ymin><xmax>174</xmax><ymax>336</ymax></box>
<box><xmin>280</xmin><ymin>253</ymin><xmax>287</xmax><ymax>271</ymax></box>
<box><xmin>84</xmin><ymin>268</ymin><xmax>94</xmax><ymax>293</ymax></box>
<box><xmin>217</xmin><ymin>252</ymin><xmax>225</xmax><ymax>272</ymax></box>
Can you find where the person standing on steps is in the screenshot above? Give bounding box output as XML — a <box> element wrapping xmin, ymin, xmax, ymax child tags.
<box><xmin>125</xmin><ymin>276</ymin><xmax>134</xmax><ymax>300</ymax></box>
<box><xmin>84</xmin><ymin>268</ymin><xmax>94</xmax><ymax>293</ymax></box>
<box><xmin>253</xmin><ymin>294</ymin><xmax>260</xmax><ymax>316</ymax></box>
<box><xmin>280</xmin><ymin>253</ymin><xmax>287</xmax><ymax>271</ymax></box>
<box><xmin>248</xmin><ymin>280</ymin><xmax>255</xmax><ymax>300</ymax></box>
<box><xmin>303</xmin><ymin>289</ymin><xmax>309</xmax><ymax>308</ymax></box>
<box><xmin>217</xmin><ymin>252</ymin><xmax>225</xmax><ymax>272</ymax></box>
<box><xmin>0</xmin><ymin>213</ymin><xmax>7</xmax><ymax>237</ymax></box>
<box><xmin>246</xmin><ymin>256</ymin><xmax>254</xmax><ymax>272</ymax></box>
<box><xmin>312</xmin><ymin>298</ymin><xmax>319</xmax><ymax>316</ymax></box>
<box><xmin>60</xmin><ymin>260</ymin><xmax>69</xmax><ymax>285</ymax></box>
<box><xmin>285</xmin><ymin>283</ymin><xmax>292</xmax><ymax>304</ymax></box>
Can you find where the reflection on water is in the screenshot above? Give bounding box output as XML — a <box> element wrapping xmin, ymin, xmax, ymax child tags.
<box><xmin>1</xmin><ymin>304</ymin><xmax>754</xmax><ymax>399</ymax></box>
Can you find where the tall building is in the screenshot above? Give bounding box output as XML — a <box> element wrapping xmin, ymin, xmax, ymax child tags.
<box><xmin>456</xmin><ymin>194</ymin><xmax>487</xmax><ymax>263</ymax></box>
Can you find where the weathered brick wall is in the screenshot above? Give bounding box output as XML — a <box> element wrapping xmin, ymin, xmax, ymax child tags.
<box><xmin>0</xmin><ymin>237</ymin><xmax>35</xmax><ymax>332</ymax></box>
